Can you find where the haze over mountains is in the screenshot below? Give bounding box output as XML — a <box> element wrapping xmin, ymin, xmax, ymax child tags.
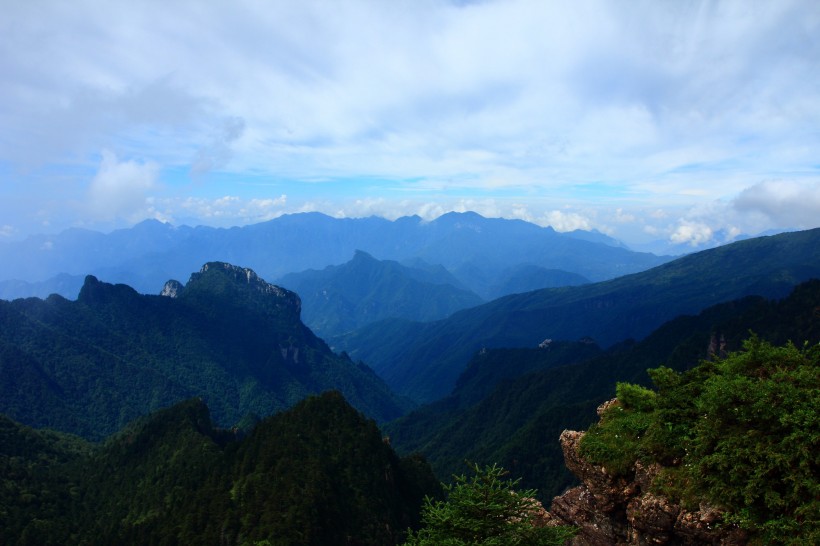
<box><xmin>277</xmin><ymin>250</ymin><xmax>486</xmax><ymax>338</ymax></box>
<box><xmin>385</xmin><ymin>279</ymin><xmax>820</xmax><ymax>500</ymax></box>
<box><xmin>0</xmin><ymin>212</ymin><xmax>666</xmax><ymax>302</ymax></box>
<box><xmin>334</xmin><ymin>227</ymin><xmax>820</xmax><ymax>402</ymax></box>
<box><xmin>1</xmin><ymin>215</ymin><xmax>819</xmax><ymax>544</ymax></box>
<box><xmin>0</xmin><ymin>262</ymin><xmax>408</xmax><ymax>439</ymax></box>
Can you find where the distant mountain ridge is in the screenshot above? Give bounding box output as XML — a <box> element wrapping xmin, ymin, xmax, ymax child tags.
<box><xmin>385</xmin><ymin>279</ymin><xmax>820</xmax><ymax>501</ymax></box>
<box><xmin>0</xmin><ymin>262</ymin><xmax>409</xmax><ymax>439</ymax></box>
<box><xmin>0</xmin><ymin>212</ymin><xmax>669</xmax><ymax>300</ymax></box>
<box><xmin>277</xmin><ymin>250</ymin><xmax>485</xmax><ymax>337</ymax></box>
<box><xmin>335</xmin><ymin>228</ymin><xmax>820</xmax><ymax>402</ymax></box>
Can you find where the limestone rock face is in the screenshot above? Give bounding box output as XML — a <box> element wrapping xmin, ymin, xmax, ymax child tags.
<box><xmin>160</xmin><ymin>279</ymin><xmax>183</xmax><ymax>298</ymax></box>
<box><xmin>545</xmin><ymin>400</ymin><xmax>748</xmax><ymax>546</ymax></box>
<box><xmin>164</xmin><ymin>262</ymin><xmax>302</xmax><ymax>319</ymax></box>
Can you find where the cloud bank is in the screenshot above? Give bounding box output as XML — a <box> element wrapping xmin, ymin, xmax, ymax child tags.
<box><xmin>0</xmin><ymin>0</ymin><xmax>818</xmax><ymax>246</ymax></box>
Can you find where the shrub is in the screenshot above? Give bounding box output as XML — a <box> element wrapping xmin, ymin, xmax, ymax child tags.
<box><xmin>581</xmin><ymin>337</ymin><xmax>820</xmax><ymax>544</ymax></box>
<box><xmin>403</xmin><ymin>463</ymin><xmax>576</xmax><ymax>546</ymax></box>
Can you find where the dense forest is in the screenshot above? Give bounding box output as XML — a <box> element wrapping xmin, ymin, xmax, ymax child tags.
<box><xmin>577</xmin><ymin>337</ymin><xmax>819</xmax><ymax>544</ymax></box>
<box><xmin>0</xmin><ymin>262</ymin><xmax>408</xmax><ymax>440</ymax></box>
<box><xmin>1</xmin><ymin>228</ymin><xmax>819</xmax><ymax>544</ymax></box>
<box><xmin>335</xmin><ymin>227</ymin><xmax>820</xmax><ymax>402</ymax></box>
<box><xmin>385</xmin><ymin>279</ymin><xmax>820</xmax><ymax>502</ymax></box>
<box><xmin>2</xmin><ymin>282</ymin><xmax>817</xmax><ymax>544</ymax></box>
<box><xmin>0</xmin><ymin>392</ymin><xmax>440</xmax><ymax>545</ymax></box>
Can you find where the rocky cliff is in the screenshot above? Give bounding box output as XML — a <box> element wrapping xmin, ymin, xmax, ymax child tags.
<box><xmin>545</xmin><ymin>400</ymin><xmax>748</xmax><ymax>546</ymax></box>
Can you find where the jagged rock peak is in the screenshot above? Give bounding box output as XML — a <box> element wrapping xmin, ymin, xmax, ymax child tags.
<box><xmin>195</xmin><ymin>262</ymin><xmax>290</xmax><ymax>296</ymax></box>
<box><xmin>187</xmin><ymin>262</ymin><xmax>301</xmax><ymax>315</ymax></box>
<box><xmin>160</xmin><ymin>279</ymin><xmax>183</xmax><ymax>298</ymax></box>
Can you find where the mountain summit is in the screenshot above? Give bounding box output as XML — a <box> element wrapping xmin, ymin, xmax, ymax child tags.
<box><xmin>166</xmin><ymin>261</ymin><xmax>302</xmax><ymax>321</ymax></box>
<box><xmin>278</xmin><ymin>251</ymin><xmax>484</xmax><ymax>337</ymax></box>
<box><xmin>337</xmin><ymin>227</ymin><xmax>820</xmax><ymax>402</ymax></box>
<box><xmin>0</xmin><ymin>212</ymin><xmax>669</xmax><ymax>299</ymax></box>
<box><xmin>0</xmin><ymin>263</ymin><xmax>410</xmax><ymax>439</ymax></box>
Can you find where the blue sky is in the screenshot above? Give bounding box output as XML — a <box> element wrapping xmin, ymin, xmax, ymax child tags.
<box><xmin>1</xmin><ymin>0</ymin><xmax>819</xmax><ymax>247</ymax></box>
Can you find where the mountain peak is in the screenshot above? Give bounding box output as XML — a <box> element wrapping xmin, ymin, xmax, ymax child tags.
<box><xmin>160</xmin><ymin>279</ymin><xmax>183</xmax><ymax>298</ymax></box>
<box><xmin>179</xmin><ymin>262</ymin><xmax>302</xmax><ymax>318</ymax></box>
<box><xmin>352</xmin><ymin>249</ymin><xmax>376</xmax><ymax>261</ymax></box>
<box><xmin>77</xmin><ymin>275</ymin><xmax>140</xmax><ymax>305</ymax></box>
<box><xmin>192</xmin><ymin>262</ymin><xmax>291</xmax><ymax>297</ymax></box>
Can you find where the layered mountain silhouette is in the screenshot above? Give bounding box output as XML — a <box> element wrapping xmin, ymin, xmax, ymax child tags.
<box><xmin>0</xmin><ymin>262</ymin><xmax>409</xmax><ymax>439</ymax></box>
<box><xmin>334</xmin><ymin>228</ymin><xmax>820</xmax><ymax>402</ymax></box>
<box><xmin>277</xmin><ymin>250</ymin><xmax>484</xmax><ymax>337</ymax></box>
<box><xmin>385</xmin><ymin>279</ymin><xmax>820</xmax><ymax>500</ymax></box>
<box><xmin>0</xmin><ymin>212</ymin><xmax>668</xmax><ymax>300</ymax></box>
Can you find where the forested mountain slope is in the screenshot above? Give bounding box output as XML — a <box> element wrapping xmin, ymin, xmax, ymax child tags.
<box><xmin>0</xmin><ymin>392</ymin><xmax>439</xmax><ymax>545</ymax></box>
<box><xmin>278</xmin><ymin>250</ymin><xmax>484</xmax><ymax>337</ymax></box>
<box><xmin>552</xmin><ymin>337</ymin><xmax>819</xmax><ymax>545</ymax></box>
<box><xmin>0</xmin><ymin>262</ymin><xmax>408</xmax><ymax>440</ymax></box>
<box><xmin>337</xmin><ymin>228</ymin><xmax>820</xmax><ymax>402</ymax></box>
<box><xmin>385</xmin><ymin>279</ymin><xmax>820</xmax><ymax>500</ymax></box>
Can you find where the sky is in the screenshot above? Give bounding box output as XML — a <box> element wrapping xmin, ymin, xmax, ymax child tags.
<box><xmin>1</xmin><ymin>0</ymin><xmax>819</xmax><ymax>248</ymax></box>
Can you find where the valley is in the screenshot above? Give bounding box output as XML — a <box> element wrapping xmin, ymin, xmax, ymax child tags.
<box><xmin>1</xmin><ymin>216</ymin><xmax>818</xmax><ymax>544</ymax></box>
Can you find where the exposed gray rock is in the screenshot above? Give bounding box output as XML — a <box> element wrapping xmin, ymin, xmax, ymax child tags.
<box><xmin>160</xmin><ymin>279</ymin><xmax>183</xmax><ymax>298</ymax></box>
<box><xmin>546</xmin><ymin>400</ymin><xmax>748</xmax><ymax>545</ymax></box>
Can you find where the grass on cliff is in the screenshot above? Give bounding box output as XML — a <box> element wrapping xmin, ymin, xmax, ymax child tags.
<box><xmin>579</xmin><ymin>336</ymin><xmax>820</xmax><ymax>545</ymax></box>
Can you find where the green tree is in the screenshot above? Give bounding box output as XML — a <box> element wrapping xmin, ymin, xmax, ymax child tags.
<box><xmin>580</xmin><ymin>336</ymin><xmax>820</xmax><ymax>544</ymax></box>
<box><xmin>404</xmin><ymin>463</ymin><xmax>575</xmax><ymax>546</ymax></box>
<box><xmin>686</xmin><ymin>337</ymin><xmax>819</xmax><ymax>543</ymax></box>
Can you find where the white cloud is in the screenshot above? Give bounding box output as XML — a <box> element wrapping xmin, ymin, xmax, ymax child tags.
<box><xmin>669</xmin><ymin>220</ymin><xmax>714</xmax><ymax>247</ymax></box>
<box><xmin>191</xmin><ymin>117</ymin><xmax>246</xmax><ymax>177</ymax></box>
<box><xmin>0</xmin><ymin>0</ymin><xmax>818</xmax><ymax>240</ymax></box>
<box><xmin>543</xmin><ymin>210</ymin><xmax>593</xmax><ymax>232</ymax></box>
<box><xmin>178</xmin><ymin>194</ymin><xmax>287</xmax><ymax>225</ymax></box>
<box><xmin>733</xmin><ymin>180</ymin><xmax>820</xmax><ymax>229</ymax></box>
<box><xmin>614</xmin><ymin>208</ymin><xmax>636</xmax><ymax>223</ymax></box>
<box><xmin>87</xmin><ymin>151</ymin><xmax>159</xmax><ymax>220</ymax></box>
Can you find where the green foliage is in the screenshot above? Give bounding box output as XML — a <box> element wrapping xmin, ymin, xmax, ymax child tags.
<box><xmin>614</xmin><ymin>382</ymin><xmax>656</xmax><ymax>411</ymax></box>
<box><xmin>229</xmin><ymin>391</ymin><xmax>437</xmax><ymax>545</ymax></box>
<box><xmin>580</xmin><ymin>383</ymin><xmax>657</xmax><ymax>474</ymax></box>
<box><xmin>579</xmin><ymin>399</ymin><xmax>654</xmax><ymax>476</ymax></box>
<box><xmin>687</xmin><ymin>337</ymin><xmax>820</xmax><ymax>544</ymax></box>
<box><xmin>337</xmin><ymin>228</ymin><xmax>820</xmax><ymax>403</ymax></box>
<box><xmin>0</xmin><ymin>392</ymin><xmax>440</xmax><ymax>545</ymax></box>
<box><xmin>0</xmin><ymin>416</ymin><xmax>91</xmax><ymax>545</ymax></box>
<box><xmin>278</xmin><ymin>250</ymin><xmax>484</xmax><ymax>338</ymax></box>
<box><xmin>404</xmin><ymin>463</ymin><xmax>576</xmax><ymax>546</ymax></box>
<box><xmin>387</xmin><ymin>280</ymin><xmax>820</xmax><ymax>502</ymax></box>
<box><xmin>0</xmin><ymin>266</ymin><xmax>410</xmax><ymax>440</ymax></box>
<box><xmin>579</xmin><ymin>337</ymin><xmax>820</xmax><ymax>544</ymax></box>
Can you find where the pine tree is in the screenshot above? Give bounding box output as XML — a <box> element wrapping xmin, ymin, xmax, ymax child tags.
<box><xmin>404</xmin><ymin>463</ymin><xmax>575</xmax><ymax>545</ymax></box>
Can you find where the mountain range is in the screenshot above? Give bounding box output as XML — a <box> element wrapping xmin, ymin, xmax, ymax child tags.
<box><xmin>385</xmin><ymin>278</ymin><xmax>820</xmax><ymax>501</ymax></box>
<box><xmin>0</xmin><ymin>262</ymin><xmax>408</xmax><ymax>440</ymax></box>
<box><xmin>0</xmin><ymin>211</ymin><xmax>667</xmax><ymax>301</ymax></box>
<box><xmin>277</xmin><ymin>250</ymin><xmax>485</xmax><ymax>337</ymax></box>
<box><xmin>1</xmin><ymin>215</ymin><xmax>819</xmax><ymax>544</ymax></box>
<box><xmin>334</xmin><ymin>227</ymin><xmax>820</xmax><ymax>402</ymax></box>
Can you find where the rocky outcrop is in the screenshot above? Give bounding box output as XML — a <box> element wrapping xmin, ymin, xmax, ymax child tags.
<box><xmin>545</xmin><ymin>401</ymin><xmax>748</xmax><ymax>545</ymax></box>
<box><xmin>160</xmin><ymin>279</ymin><xmax>183</xmax><ymax>298</ymax></box>
<box><xmin>194</xmin><ymin>262</ymin><xmax>298</xmax><ymax>301</ymax></box>
<box><xmin>164</xmin><ymin>262</ymin><xmax>302</xmax><ymax>318</ymax></box>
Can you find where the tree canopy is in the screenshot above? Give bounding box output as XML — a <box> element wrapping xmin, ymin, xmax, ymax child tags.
<box><xmin>580</xmin><ymin>337</ymin><xmax>820</xmax><ymax>544</ymax></box>
<box><xmin>404</xmin><ymin>463</ymin><xmax>576</xmax><ymax>546</ymax></box>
